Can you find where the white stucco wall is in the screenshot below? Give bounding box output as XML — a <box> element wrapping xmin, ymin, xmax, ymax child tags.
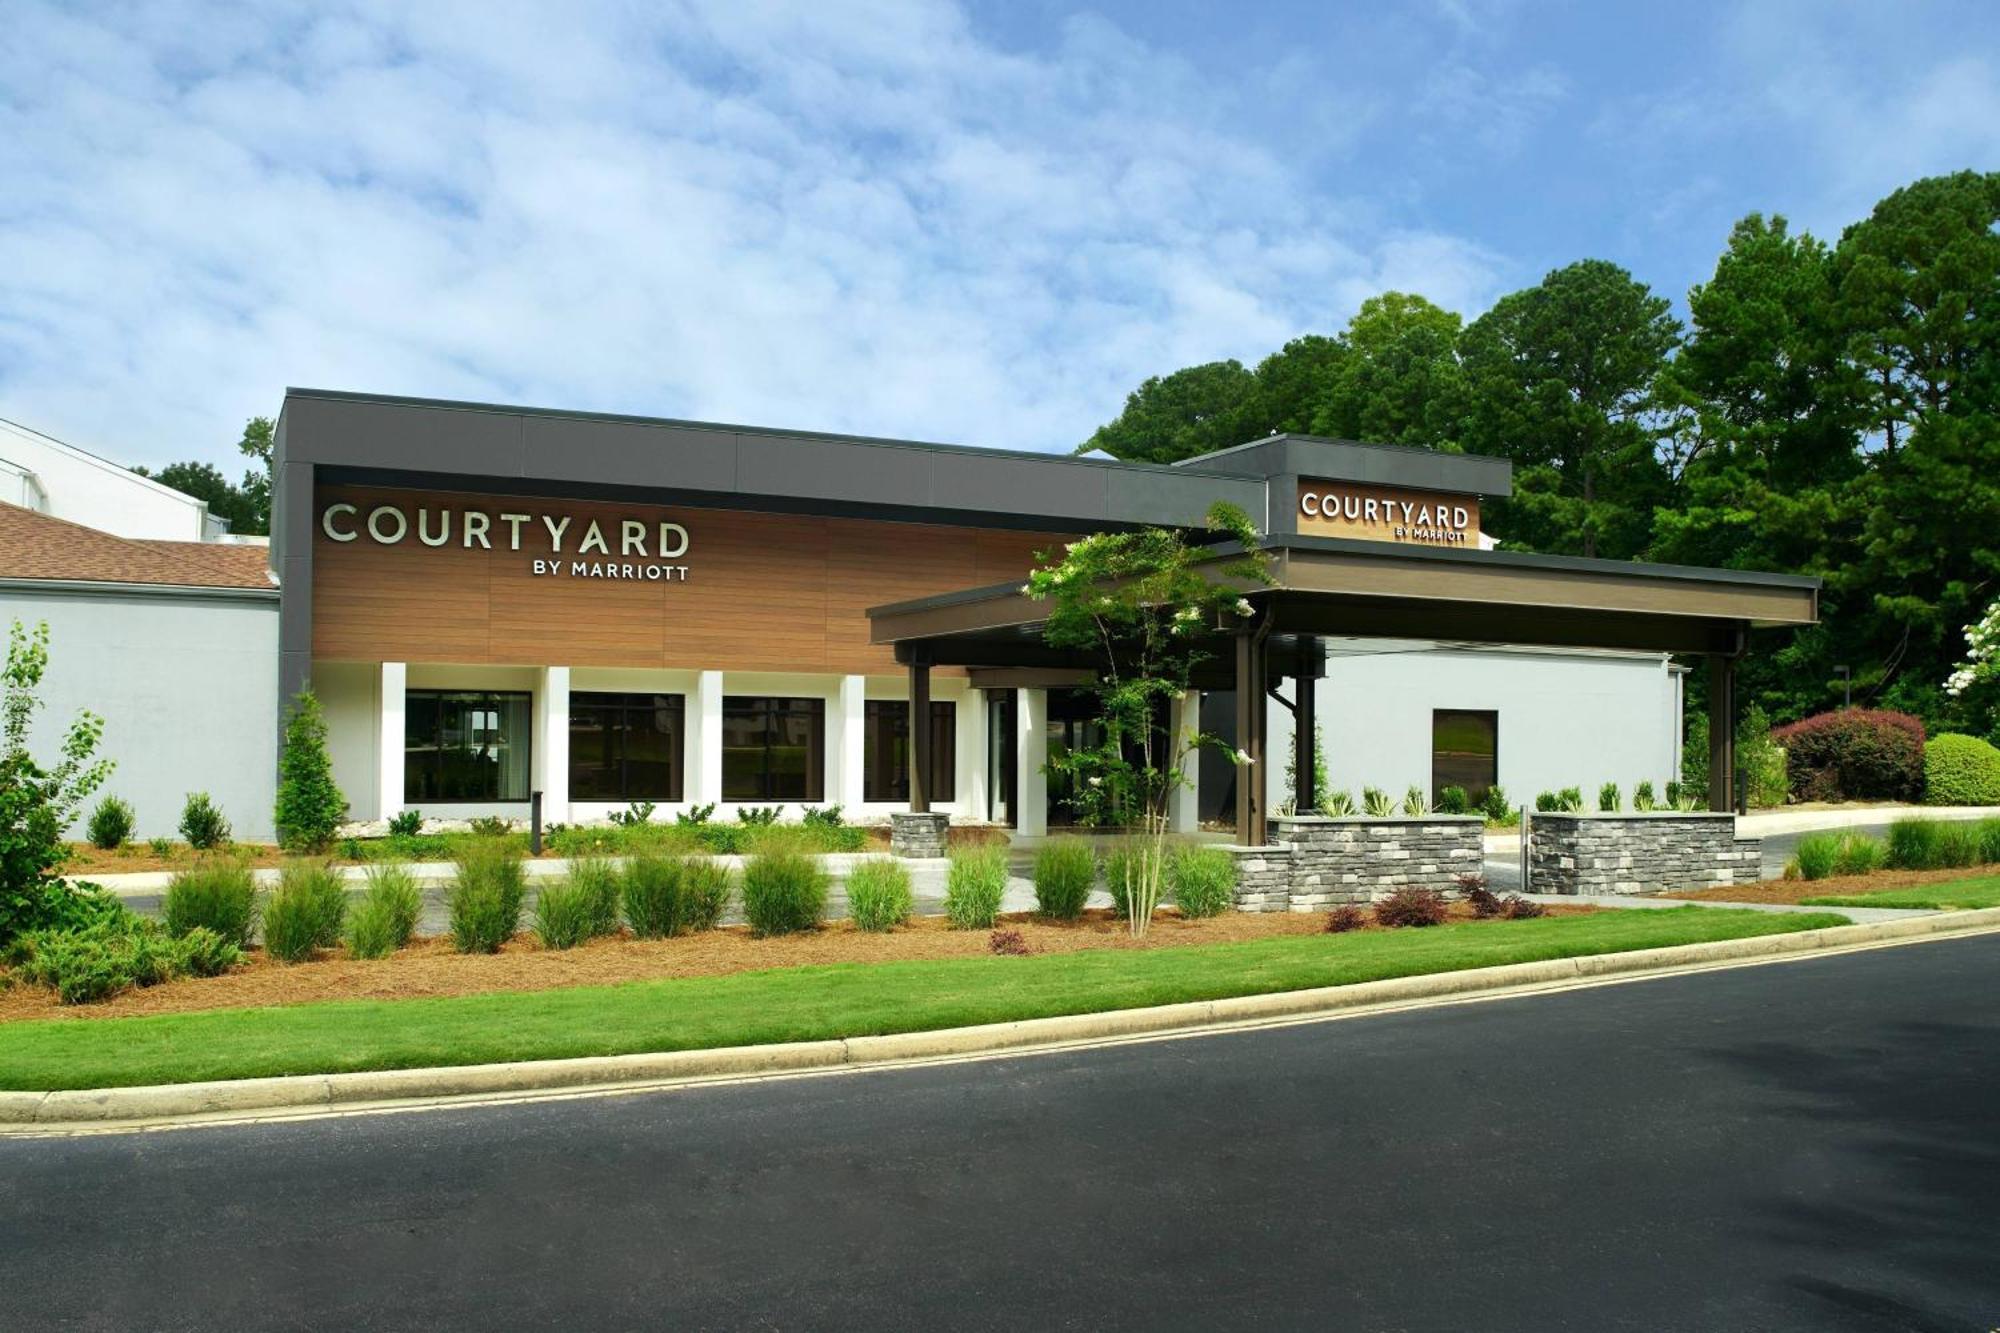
<box><xmin>1266</xmin><ymin>641</ymin><xmax>1680</xmax><ymax>814</ymax></box>
<box><xmin>0</xmin><ymin>418</ymin><xmax>220</xmax><ymax>540</ymax></box>
<box><xmin>2</xmin><ymin>584</ymin><xmax>279</xmax><ymax>840</ymax></box>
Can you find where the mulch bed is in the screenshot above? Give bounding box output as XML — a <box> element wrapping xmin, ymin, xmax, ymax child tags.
<box><xmin>1663</xmin><ymin>862</ymin><xmax>2000</xmax><ymax>905</ymax></box>
<box><xmin>0</xmin><ymin>902</ymin><xmax>1596</xmax><ymax>1024</ymax></box>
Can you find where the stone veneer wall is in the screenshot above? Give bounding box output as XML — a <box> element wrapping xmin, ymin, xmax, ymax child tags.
<box><xmin>889</xmin><ymin>812</ymin><xmax>950</xmax><ymax>858</ymax></box>
<box><xmin>1527</xmin><ymin>813</ymin><xmax>1761</xmax><ymax>896</ymax></box>
<box><xmin>1222</xmin><ymin>816</ymin><xmax>1485</xmax><ymax>913</ymax></box>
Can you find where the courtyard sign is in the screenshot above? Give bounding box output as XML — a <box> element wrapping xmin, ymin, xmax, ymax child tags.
<box><xmin>1295</xmin><ymin>480</ymin><xmax>1478</xmax><ymax>547</ymax></box>
<box><xmin>320</xmin><ymin>501</ymin><xmax>692</xmax><ymax>582</ymax></box>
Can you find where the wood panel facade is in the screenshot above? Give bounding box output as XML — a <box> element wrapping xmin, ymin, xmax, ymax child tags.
<box><xmin>311</xmin><ymin>484</ymin><xmax>1070</xmax><ymax>674</ymax></box>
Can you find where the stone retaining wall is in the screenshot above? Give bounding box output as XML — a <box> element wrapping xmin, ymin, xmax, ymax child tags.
<box><xmin>1222</xmin><ymin>816</ymin><xmax>1485</xmax><ymax>913</ymax></box>
<box><xmin>1527</xmin><ymin>813</ymin><xmax>1761</xmax><ymax>896</ymax></box>
<box><xmin>889</xmin><ymin>812</ymin><xmax>950</xmax><ymax>858</ymax></box>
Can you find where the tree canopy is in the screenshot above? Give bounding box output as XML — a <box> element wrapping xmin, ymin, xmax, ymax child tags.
<box><xmin>1078</xmin><ymin>170</ymin><xmax>2000</xmax><ymax>743</ymax></box>
<box><xmin>134</xmin><ymin>416</ymin><xmax>274</xmax><ymax>535</ymax></box>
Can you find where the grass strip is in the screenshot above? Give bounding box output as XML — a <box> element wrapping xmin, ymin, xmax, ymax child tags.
<box><xmin>0</xmin><ymin>906</ymin><xmax>1848</xmax><ymax>1091</ymax></box>
<box><xmin>1802</xmin><ymin>873</ymin><xmax>2000</xmax><ymax>911</ymax></box>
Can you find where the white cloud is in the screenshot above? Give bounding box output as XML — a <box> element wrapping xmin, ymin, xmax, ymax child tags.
<box><xmin>0</xmin><ymin>0</ymin><xmax>1503</xmax><ymax>467</ymax></box>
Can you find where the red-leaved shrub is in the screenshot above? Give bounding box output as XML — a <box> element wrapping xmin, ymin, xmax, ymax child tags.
<box><xmin>1325</xmin><ymin>904</ymin><xmax>1366</xmax><ymax>933</ymax></box>
<box><xmin>1459</xmin><ymin>874</ymin><xmax>1503</xmax><ymax>918</ymax></box>
<box><xmin>1373</xmin><ymin>887</ymin><xmax>1449</xmax><ymax>928</ymax></box>
<box><xmin>988</xmin><ymin>928</ymin><xmax>1030</xmax><ymax>956</ymax></box>
<box><xmin>1771</xmin><ymin>709</ymin><xmax>1925</xmax><ymax>803</ymax></box>
<box><xmin>1500</xmin><ymin>895</ymin><xmax>1545</xmax><ymax>920</ymax></box>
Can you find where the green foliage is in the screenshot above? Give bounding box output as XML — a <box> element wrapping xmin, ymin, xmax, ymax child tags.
<box><xmin>678</xmin><ymin>859</ymin><xmax>733</xmax><ymax>933</ymax></box>
<box><xmin>1081</xmin><ymin>359</ymin><xmax>1259</xmax><ymax>463</ymax></box>
<box><xmin>943</xmin><ymin>843</ymin><xmax>1008</xmax><ymax>930</ymax></box>
<box><xmin>1032</xmin><ymin>838</ymin><xmax>1096</xmax><ymax>921</ymax></box>
<box><xmin>844</xmin><ymin>858</ymin><xmax>913</xmax><ymax>932</ymax></box>
<box><xmin>740</xmin><ymin>843</ymin><xmax>827</xmax><ymax>936</ymax></box>
<box><xmin>345</xmin><ymin>863</ymin><xmax>422</xmax><ymax>959</ymax></box>
<box><xmin>1884</xmin><ymin>817</ymin><xmax>2000</xmax><ymax>871</ymax></box>
<box><xmin>1362</xmin><ymin>786</ymin><xmax>1395</xmax><ymax>818</ymax></box>
<box><xmin>736</xmin><ymin>806</ymin><xmax>780</xmax><ymax>826</ymax></box>
<box><xmin>1598</xmin><ymin>782</ymin><xmax>1621</xmax><ymax>812</ymax></box>
<box><xmin>609</xmin><ymin>801</ymin><xmax>656</xmax><ymax>827</ymax></box>
<box><xmin>387</xmin><ymin>809</ymin><xmax>423</xmax><ymax>838</ymax></box>
<box><xmin>621</xmin><ymin>854</ymin><xmax>731</xmax><ymax>938</ymax></box>
<box><xmin>468</xmin><ymin>815</ymin><xmax>512</xmax><ymax>838</ymax></box>
<box><xmin>1479</xmin><ymin>786</ymin><xmax>1512</xmax><ymax>821</ymax></box>
<box><xmin>801</xmin><ymin>805</ymin><xmax>844</xmax><ymax>828</ymax></box>
<box><xmin>1400</xmin><ymin>785</ymin><xmax>1427</xmax><ymax>816</ymax></box>
<box><xmin>274</xmin><ymin>690</ymin><xmax>348</xmax><ymax>852</ymax></box>
<box><xmin>1</xmin><ymin>621</ymin><xmax>113</xmax><ymax>945</ymax></box>
<box><xmin>1436</xmin><ymin>785</ymin><xmax>1471</xmax><ymax>815</ymax></box>
<box><xmin>447</xmin><ymin>840</ymin><xmax>526</xmax><ymax>953</ymax></box>
<box><xmin>11</xmin><ymin>915</ymin><xmax>238</xmax><ymax>1005</ymax></box>
<box><xmin>178</xmin><ymin>792</ymin><xmax>231</xmax><ymax>850</ymax></box>
<box><xmin>87</xmin><ymin>796</ymin><xmax>135</xmax><ymax>850</ymax></box>
<box><xmin>1633</xmin><ymin>781</ymin><xmax>1658</xmax><ymax>812</ymax></box>
<box><xmin>148</xmin><ymin>836</ymin><xmax>175</xmax><ymax>857</ymax></box>
<box><xmin>1791</xmin><ymin>831</ymin><xmax>1885</xmax><ymax>880</ymax></box>
<box><xmin>261</xmin><ymin>861</ymin><xmax>348</xmax><ymax>963</ymax></box>
<box><xmin>139</xmin><ymin>420</ymin><xmax>272</xmax><ymax>535</ymax></box>
<box><xmin>162</xmin><ymin>859</ymin><xmax>257</xmax><ymax>947</ymax></box>
<box><xmin>1280</xmin><ymin>724</ymin><xmax>1331</xmax><ymax>816</ymax></box>
<box><xmin>566</xmin><ymin>855</ymin><xmax>623</xmax><ymax>938</ymax></box>
<box><xmin>1322</xmin><ymin>789</ymin><xmax>1357</xmax><ymax>816</ymax></box>
<box><xmin>676</xmin><ymin>803</ymin><xmax>717</xmax><ymax>825</ymax></box>
<box><xmin>1168</xmin><ymin>845</ymin><xmax>1236</xmax><ymax>918</ymax></box>
<box><xmin>1923</xmin><ymin>733</ymin><xmax>2000</xmax><ymax>806</ymax></box>
<box><xmin>1102</xmin><ymin>843</ymin><xmax>1142</xmax><ymax>918</ymax></box>
<box><xmin>1536</xmin><ymin>788</ymin><xmax>1586</xmax><ymax>814</ymax></box>
<box><xmin>532</xmin><ymin>880</ymin><xmax>596</xmax><ymax>950</ymax></box>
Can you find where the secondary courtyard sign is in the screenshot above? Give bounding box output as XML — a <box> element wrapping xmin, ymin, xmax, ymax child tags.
<box><xmin>320</xmin><ymin>501</ymin><xmax>692</xmax><ymax>582</ymax></box>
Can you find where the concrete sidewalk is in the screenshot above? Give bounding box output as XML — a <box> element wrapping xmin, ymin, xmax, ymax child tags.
<box><xmin>1518</xmin><ymin>891</ymin><xmax>1931</xmax><ymax>925</ymax></box>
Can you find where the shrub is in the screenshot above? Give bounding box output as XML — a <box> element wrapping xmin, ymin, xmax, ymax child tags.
<box><xmin>1884</xmin><ymin>818</ymin><xmax>1987</xmax><ymax>871</ymax></box>
<box><xmin>1633</xmin><ymin>781</ymin><xmax>1658</xmax><ymax>812</ymax></box>
<box><xmin>86</xmin><ymin>796</ymin><xmax>135</xmax><ymax>850</ymax></box>
<box><xmin>1923</xmin><ymin>733</ymin><xmax>2000</xmax><ymax>806</ymax></box>
<box><xmin>532</xmin><ymin>879</ymin><xmax>596</xmax><ymax>950</ymax></box>
<box><xmin>1362</xmin><ymin>786</ymin><xmax>1395</xmax><ymax>817</ymax></box>
<box><xmin>801</xmin><ymin>804</ymin><xmax>844</xmax><ymax>828</ymax></box>
<box><xmin>1835</xmin><ymin>834</ymin><xmax>1885</xmax><ymax>876</ymax></box>
<box><xmin>1032</xmin><ymin>837</ymin><xmax>1095</xmax><ymax>921</ymax></box>
<box><xmin>345</xmin><ymin>863</ymin><xmax>422</xmax><ymax>959</ymax></box>
<box><xmin>988</xmin><ymin>928</ymin><xmax>1030</xmax><ymax>956</ymax></box>
<box><xmin>676</xmin><ymin>802</ymin><xmax>717</xmax><ymax>825</ymax></box>
<box><xmin>609</xmin><ymin>800</ymin><xmax>657</xmax><ymax>827</ymax></box>
<box><xmin>1501</xmin><ymin>895</ymin><xmax>1545</xmax><ymax>919</ymax></box>
<box><xmin>680</xmin><ymin>859</ymin><xmax>733</xmax><ymax>932</ymax></box>
<box><xmin>737</xmin><ymin>805</ymin><xmax>781</xmax><ymax>826</ymax></box>
<box><xmin>944</xmin><ymin>843</ymin><xmax>1008</xmax><ymax>930</ymax></box>
<box><xmin>468</xmin><ymin>815</ymin><xmax>512</xmax><ymax>838</ymax></box>
<box><xmin>162</xmin><ymin>859</ymin><xmax>257</xmax><ymax>946</ymax></box>
<box><xmin>1401</xmin><ymin>785</ymin><xmax>1428</xmax><ymax>816</ymax></box>
<box><xmin>1793</xmin><ymin>830</ymin><xmax>1887</xmax><ymax>880</ymax></box>
<box><xmin>1598</xmin><ymin>782</ymin><xmax>1621</xmax><ymax>812</ymax></box>
<box><xmin>1459</xmin><ymin>874</ymin><xmax>1502</xmax><ymax>918</ymax></box>
<box><xmin>1479</xmin><ymin>786</ymin><xmax>1512</xmax><ymax>822</ymax></box>
<box><xmin>1374</xmin><ymin>886</ymin><xmax>1448</xmax><ymax>928</ymax></box>
<box><xmin>1436</xmin><ymin>785</ymin><xmax>1470</xmax><ymax>815</ymax></box>
<box><xmin>447</xmin><ymin>839</ymin><xmax>526</xmax><ymax>953</ymax></box>
<box><xmin>262</xmin><ymin>861</ymin><xmax>348</xmax><ymax>962</ymax></box>
<box><xmin>274</xmin><ymin>689</ymin><xmax>348</xmax><ymax>852</ymax></box>
<box><xmin>845</xmin><ymin>858</ymin><xmax>912</xmax><ymax>932</ymax></box>
<box><xmin>741</xmin><ymin>843</ymin><xmax>828</xmax><ymax>936</ymax></box>
<box><xmin>567</xmin><ymin>854</ymin><xmax>623</xmax><ymax>938</ymax></box>
<box><xmin>1792</xmin><ymin>831</ymin><xmax>1841</xmax><ymax>881</ymax></box>
<box><xmin>621</xmin><ymin>854</ymin><xmax>685</xmax><ymax>939</ymax></box>
<box><xmin>148</xmin><ymin>836</ymin><xmax>175</xmax><ymax>858</ymax></box>
<box><xmin>1324</xmin><ymin>904</ymin><xmax>1366</xmax><ymax>933</ymax></box>
<box><xmin>1169</xmin><ymin>845</ymin><xmax>1236</xmax><ymax>918</ymax></box>
<box><xmin>1772</xmin><ymin>709</ymin><xmax>1925</xmax><ymax>803</ymax></box>
<box><xmin>12</xmin><ymin>915</ymin><xmax>236</xmax><ymax>1005</ymax></box>
<box><xmin>1322</xmin><ymin>790</ymin><xmax>1356</xmax><ymax>816</ymax></box>
<box><xmin>178</xmin><ymin>792</ymin><xmax>231</xmax><ymax>850</ymax></box>
<box><xmin>387</xmin><ymin>809</ymin><xmax>423</xmax><ymax>837</ymax></box>
<box><xmin>176</xmin><ymin>925</ymin><xmax>240</xmax><ymax>977</ymax></box>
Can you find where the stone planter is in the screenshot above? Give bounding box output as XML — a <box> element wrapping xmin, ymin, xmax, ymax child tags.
<box><xmin>1221</xmin><ymin>815</ymin><xmax>1485</xmax><ymax>913</ymax></box>
<box><xmin>1527</xmin><ymin>812</ymin><xmax>1761</xmax><ymax>896</ymax></box>
<box><xmin>889</xmin><ymin>811</ymin><xmax>950</xmax><ymax>858</ymax></box>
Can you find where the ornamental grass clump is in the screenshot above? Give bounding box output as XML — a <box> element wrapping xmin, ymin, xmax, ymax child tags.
<box><xmin>1884</xmin><ymin>817</ymin><xmax>1987</xmax><ymax>871</ymax></box>
<box><xmin>1101</xmin><ymin>843</ymin><xmax>1142</xmax><ymax>918</ymax></box>
<box><xmin>1168</xmin><ymin>844</ymin><xmax>1236</xmax><ymax>918</ymax></box>
<box><xmin>741</xmin><ymin>839</ymin><xmax>827</xmax><ymax>936</ymax></box>
<box><xmin>944</xmin><ymin>843</ymin><xmax>1008</xmax><ymax>930</ymax></box>
<box><xmin>532</xmin><ymin>880</ymin><xmax>596</xmax><ymax>950</ymax></box>
<box><xmin>1032</xmin><ymin>838</ymin><xmax>1095</xmax><ymax>921</ymax></box>
<box><xmin>345</xmin><ymin>863</ymin><xmax>422</xmax><ymax>959</ymax></box>
<box><xmin>844</xmin><ymin>858</ymin><xmax>913</xmax><ymax>932</ymax></box>
<box><xmin>261</xmin><ymin>861</ymin><xmax>349</xmax><ymax>963</ymax></box>
<box><xmin>567</xmin><ymin>854</ymin><xmax>623</xmax><ymax>938</ymax></box>
<box><xmin>448</xmin><ymin>839</ymin><xmax>526</xmax><ymax>953</ymax></box>
<box><xmin>162</xmin><ymin>858</ymin><xmax>257</xmax><ymax>947</ymax></box>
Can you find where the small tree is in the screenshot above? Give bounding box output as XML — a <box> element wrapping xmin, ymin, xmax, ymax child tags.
<box><xmin>274</xmin><ymin>689</ymin><xmax>348</xmax><ymax>852</ymax></box>
<box><xmin>1946</xmin><ymin>599</ymin><xmax>2000</xmax><ymax>700</ymax></box>
<box><xmin>1</xmin><ymin>621</ymin><xmax>113</xmax><ymax>943</ymax></box>
<box><xmin>1280</xmin><ymin>720</ymin><xmax>1331</xmax><ymax>816</ymax></box>
<box><xmin>1025</xmin><ymin>502</ymin><xmax>1274</xmax><ymax>935</ymax></box>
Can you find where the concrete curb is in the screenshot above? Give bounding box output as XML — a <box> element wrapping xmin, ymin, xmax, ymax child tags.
<box><xmin>7</xmin><ymin>906</ymin><xmax>2000</xmax><ymax>1131</ymax></box>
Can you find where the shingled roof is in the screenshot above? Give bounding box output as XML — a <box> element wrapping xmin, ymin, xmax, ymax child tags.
<box><xmin>0</xmin><ymin>502</ymin><xmax>272</xmax><ymax>591</ymax></box>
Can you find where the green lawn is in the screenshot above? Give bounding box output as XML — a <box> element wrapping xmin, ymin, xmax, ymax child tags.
<box><xmin>1802</xmin><ymin>873</ymin><xmax>2000</xmax><ymax>911</ymax></box>
<box><xmin>0</xmin><ymin>906</ymin><xmax>1849</xmax><ymax>1092</ymax></box>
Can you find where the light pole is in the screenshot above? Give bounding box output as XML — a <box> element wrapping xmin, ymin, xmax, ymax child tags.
<box><xmin>1834</xmin><ymin>664</ymin><xmax>1851</xmax><ymax>709</ymax></box>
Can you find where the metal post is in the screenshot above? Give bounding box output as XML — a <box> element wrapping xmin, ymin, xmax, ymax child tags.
<box><xmin>1233</xmin><ymin>627</ymin><xmax>1268</xmax><ymax>846</ymax></box>
<box><xmin>1519</xmin><ymin>806</ymin><xmax>1530</xmax><ymax>893</ymax></box>
<box><xmin>1293</xmin><ymin>666</ymin><xmax>1317</xmax><ymax>816</ymax></box>
<box><xmin>530</xmin><ymin>790</ymin><xmax>543</xmax><ymax>856</ymax></box>
<box><xmin>909</xmin><ymin>657</ymin><xmax>932</xmax><ymax>814</ymax></box>
<box><xmin>1707</xmin><ymin>653</ymin><xmax>1736</xmax><ymax>814</ymax></box>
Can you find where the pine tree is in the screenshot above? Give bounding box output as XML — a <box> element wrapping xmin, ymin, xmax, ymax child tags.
<box><xmin>274</xmin><ymin>689</ymin><xmax>347</xmax><ymax>852</ymax></box>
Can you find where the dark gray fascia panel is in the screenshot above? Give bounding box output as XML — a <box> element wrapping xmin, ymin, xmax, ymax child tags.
<box><xmin>737</xmin><ymin>433</ymin><xmax>937</xmax><ymax>510</ymax></box>
<box><xmin>285</xmin><ymin>395</ymin><xmax>528</xmax><ymax>477</ymax></box>
<box><xmin>1177</xmin><ymin>434</ymin><xmax>1513</xmax><ymax>499</ymax></box>
<box><xmin>521</xmin><ymin>415</ymin><xmax>739</xmax><ymax>492</ymax></box>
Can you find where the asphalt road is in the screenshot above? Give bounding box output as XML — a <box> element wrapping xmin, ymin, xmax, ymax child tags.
<box><xmin>5</xmin><ymin>932</ymin><xmax>1998</xmax><ymax>1331</ymax></box>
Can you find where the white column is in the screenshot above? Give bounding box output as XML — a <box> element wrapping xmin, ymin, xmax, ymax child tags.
<box><xmin>692</xmin><ymin>670</ymin><xmax>723</xmax><ymax>805</ymax></box>
<box><xmin>836</xmin><ymin>674</ymin><xmax>866</xmax><ymax>812</ymax></box>
<box><xmin>377</xmin><ymin>661</ymin><xmax>406</xmax><ymax>822</ymax></box>
<box><xmin>536</xmin><ymin>666</ymin><xmax>571</xmax><ymax>823</ymax></box>
<box><xmin>960</xmin><ymin>687</ymin><xmax>986</xmax><ymax>819</ymax></box>
<box><xmin>1016</xmin><ymin>687</ymin><xmax>1048</xmax><ymax>837</ymax></box>
<box><xmin>1168</xmin><ymin>690</ymin><xmax>1199</xmax><ymax>834</ymax></box>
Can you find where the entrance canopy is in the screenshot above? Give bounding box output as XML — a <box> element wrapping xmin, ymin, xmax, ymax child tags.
<box><xmin>868</xmin><ymin>534</ymin><xmax>1820</xmax><ymax>843</ymax></box>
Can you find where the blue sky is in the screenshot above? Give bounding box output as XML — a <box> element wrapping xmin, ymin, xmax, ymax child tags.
<box><xmin>2</xmin><ymin>1</ymin><xmax>1996</xmax><ymax>470</ymax></box>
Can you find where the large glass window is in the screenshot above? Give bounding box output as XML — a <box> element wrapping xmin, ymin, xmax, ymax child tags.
<box><xmin>405</xmin><ymin>690</ymin><xmax>533</xmax><ymax>802</ymax></box>
<box><xmin>863</xmin><ymin>700</ymin><xmax>957</xmax><ymax>803</ymax></box>
<box><xmin>1432</xmin><ymin>709</ymin><xmax>1499</xmax><ymax>804</ymax></box>
<box><xmin>722</xmin><ymin>696</ymin><xmax>825</xmax><ymax>800</ymax></box>
<box><xmin>569</xmin><ymin>692</ymin><xmax>684</xmax><ymax>802</ymax></box>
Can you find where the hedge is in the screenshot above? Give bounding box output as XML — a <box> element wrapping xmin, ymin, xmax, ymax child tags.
<box><xmin>1771</xmin><ymin>709</ymin><xmax>1925</xmax><ymax>803</ymax></box>
<box><xmin>1924</xmin><ymin>733</ymin><xmax>2000</xmax><ymax>806</ymax></box>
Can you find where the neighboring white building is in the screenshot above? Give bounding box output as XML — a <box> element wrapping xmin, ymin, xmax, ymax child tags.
<box><xmin>0</xmin><ymin>415</ymin><xmax>235</xmax><ymax>542</ymax></box>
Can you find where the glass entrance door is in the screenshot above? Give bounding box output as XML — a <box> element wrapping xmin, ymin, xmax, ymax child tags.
<box><xmin>985</xmin><ymin>690</ymin><xmax>1016</xmax><ymax>826</ymax></box>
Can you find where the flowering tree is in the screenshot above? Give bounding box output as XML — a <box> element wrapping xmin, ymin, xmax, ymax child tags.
<box><xmin>1024</xmin><ymin>502</ymin><xmax>1274</xmax><ymax>935</ymax></box>
<box><xmin>1944</xmin><ymin>599</ymin><xmax>2000</xmax><ymax>700</ymax></box>
<box><xmin>2</xmin><ymin>621</ymin><xmax>113</xmax><ymax>944</ymax></box>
